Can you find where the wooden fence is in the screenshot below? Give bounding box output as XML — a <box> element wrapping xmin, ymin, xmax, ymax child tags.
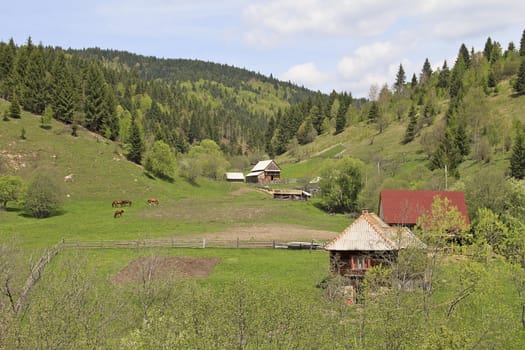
<box><xmin>62</xmin><ymin>238</ymin><xmax>323</xmax><ymax>250</ymax></box>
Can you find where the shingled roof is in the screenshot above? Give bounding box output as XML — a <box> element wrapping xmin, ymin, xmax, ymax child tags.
<box><xmin>379</xmin><ymin>190</ymin><xmax>469</xmax><ymax>226</ymax></box>
<box><xmin>325</xmin><ymin>210</ymin><xmax>425</xmax><ymax>252</ymax></box>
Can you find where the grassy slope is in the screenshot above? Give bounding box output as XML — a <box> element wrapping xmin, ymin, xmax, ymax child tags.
<box><xmin>279</xmin><ymin>80</ymin><xmax>525</xmax><ymax>192</ymax></box>
<box><xmin>0</xmin><ymin>99</ymin><xmax>349</xmax><ymax>249</ymax></box>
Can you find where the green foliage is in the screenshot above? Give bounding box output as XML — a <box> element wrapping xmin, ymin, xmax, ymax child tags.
<box><xmin>394</xmin><ymin>63</ymin><xmax>406</xmax><ymax>93</ymax></box>
<box><xmin>510</xmin><ymin>126</ymin><xmax>525</xmax><ymax>179</ymax></box>
<box><xmin>8</xmin><ymin>94</ymin><xmax>21</xmax><ymax>118</ymax></box>
<box><xmin>319</xmin><ymin>156</ymin><xmax>364</xmax><ymax>213</ymax></box>
<box><xmin>144</xmin><ymin>140</ymin><xmax>177</xmax><ymax>180</ymax></box>
<box><xmin>24</xmin><ymin>172</ymin><xmax>64</xmax><ymax>218</ymax></box>
<box><xmin>186</xmin><ymin>139</ymin><xmax>230</xmax><ymax>180</ymax></box>
<box><xmin>402</xmin><ymin>105</ymin><xmax>417</xmax><ymax>144</ymax></box>
<box><xmin>514</xmin><ymin>58</ymin><xmax>525</xmax><ymax>94</ymax></box>
<box><xmin>127</xmin><ymin>116</ymin><xmax>143</xmax><ymax>164</ymax></box>
<box><xmin>0</xmin><ymin>175</ymin><xmax>24</xmax><ymax>208</ymax></box>
<box><xmin>416</xmin><ymin>196</ymin><xmax>470</xmax><ymax>247</ymax></box>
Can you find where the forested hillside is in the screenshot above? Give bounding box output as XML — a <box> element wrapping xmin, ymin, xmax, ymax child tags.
<box><xmin>0</xmin><ymin>37</ymin><xmax>339</xmax><ymax>160</ymax></box>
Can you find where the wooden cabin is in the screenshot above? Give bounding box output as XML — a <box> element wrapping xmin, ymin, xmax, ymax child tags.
<box><xmin>325</xmin><ymin>209</ymin><xmax>425</xmax><ymax>278</ymax></box>
<box><xmin>245</xmin><ymin>160</ymin><xmax>281</xmax><ymax>184</ymax></box>
<box><xmin>378</xmin><ymin>190</ymin><xmax>470</xmax><ymax>227</ymax></box>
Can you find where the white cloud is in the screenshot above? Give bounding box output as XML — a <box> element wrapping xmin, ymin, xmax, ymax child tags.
<box><xmin>280</xmin><ymin>62</ymin><xmax>331</xmax><ymax>88</ymax></box>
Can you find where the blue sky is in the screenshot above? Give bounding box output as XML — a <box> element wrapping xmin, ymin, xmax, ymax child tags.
<box><xmin>1</xmin><ymin>0</ymin><xmax>524</xmax><ymax>97</ymax></box>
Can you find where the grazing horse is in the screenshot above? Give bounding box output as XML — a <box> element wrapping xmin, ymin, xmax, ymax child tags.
<box><xmin>114</xmin><ymin>209</ymin><xmax>124</xmax><ymax>218</ymax></box>
<box><xmin>121</xmin><ymin>200</ymin><xmax>132</xmax><ymax>207</ymax></box>
<box><xmin>112</xmin><ymin>200</ymin><xmax>123</xmax><ymax>208</ymax></box>
<box><xmin>147</xmin><ymin>198</ymin><xmax>159</xmax><ymax>206</ymax></box>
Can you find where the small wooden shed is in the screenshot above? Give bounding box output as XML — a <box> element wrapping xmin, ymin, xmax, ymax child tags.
<box><xmin>225</xmin><ymin>172</ymin><xmax>245</xmax><ymax>182</ymax></box>
<box><xmin>245</xmin><ymin>160</ymin><xmax>281</xmax><ymax>184</ymax></box>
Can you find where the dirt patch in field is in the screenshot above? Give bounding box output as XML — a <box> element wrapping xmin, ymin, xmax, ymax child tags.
<box><xmin>112</xmin><ymin>256</ymin><xmax>221</xmax><ymax>284</ymax></box>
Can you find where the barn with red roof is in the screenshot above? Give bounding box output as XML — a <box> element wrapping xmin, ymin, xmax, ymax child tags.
<box><xmin>378</xmin><ymin>190</ymin><xmax>470</xmax><ymax>227</ymax></box>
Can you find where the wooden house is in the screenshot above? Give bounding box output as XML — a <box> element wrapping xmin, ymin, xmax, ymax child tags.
<box><xmin>378</xmin><ymin>190</ymin><xmax>470</xmax><ymax>227</ymax></box>
<box><xmin>245</xmin><ymin>160</ymin><xmax>281</xmax><ymax>184</ymax></box>
<box><xmin>325</xmin><ymin>209</ymin><xmax>425</xmax><ymax>278</ymax></box>
<box><xmin>225</xmin><ymin>172</ymin><xmax>245</xmax><ymax>182</ymax></box>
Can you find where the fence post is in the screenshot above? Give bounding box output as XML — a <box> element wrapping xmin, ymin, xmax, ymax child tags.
<box><xmin>273</xmin><ymin>240</ymin><xmax>275</xmax><ymax>249</ymax></box>
<box><xmin>202</xmin><ymin>238</ymin><xmax>206</xmax><ymax>249</ymax></box>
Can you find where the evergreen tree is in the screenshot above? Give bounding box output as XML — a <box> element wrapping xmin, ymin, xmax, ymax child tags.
<box><xmin>0</xmin><ymin>38</ymin><xmax>16</xmax><ymax>98</ymax></box>
<box><xmin>335</xmin><ymin>104</ymin><xmax>346</xmax><ymax>134</ymax></box>
<box><xmin>8</xmin><ymin>94</ymin><xmax>21</xmax><ymax>119</ymax></box>
<box><xmin>430</xmin><ymin>127</ymin><xmax>462</xmax><ymax>171</ymax></box>
<box><xmin>127</xmin><ymin>116</ymin><xmax>143</xmax><ymax>164</ymax></box>
<box><xmin>102</xmin><ymin>85</ymin><xmax>119</xmax><ymax>140</ymax></box>
<box><xmin>296</xmin><ymin>117</ymin><xmax>317</xmax><ymax>145</ymax></box>
<box><xmin>51</xmin><ymin>52</ymin><xmax>76</xmax><ymax>123</ymax></box>
<box><xmin>403</xmin><ymin>105</ymin><xmax>417</xmax><ymax>144</ymax></box>
<box><xmin>20</xmin><ymin>43</ymin><xmax>48</xmax><ymax>114</ymax></box>
<box><xmin>520</xmin><ymin>29</ymin><xmax>525</xmax><ymax>56</ymax></box>
<box><xmin>454</xmin><ymin>122</ymin><xmax>469</xmax><ymax>157</ymax></box>
<box><xmin>514</xmin><ymin>59</ymin><xmax>525</xmax><ymax>94</ymax></box>
<box><xmin>420</xmin><ymin>58</ymin><xmax>432</xmax><ymax>84</ymax></box>
<box><xmin>456</xmin><ymin>43</ymin><xmax>471</xmax><ymax>68</ymax></box>
<box><xmin>437</xmin><ymin>60</ymin><xmax>450</xmax><ymax>89</ymax></box>
<box><xmin>84</xmin><ymin>62</ymin><xmax>108</xmax><ymax>133</ymax></box>
<box><xmin>483</xmin><ymin>37</ymin><xmax>493</xmax><ymax>61</ymax></box>
<box><xmin>394</xmin><ymin>64</ymin><xmax>406</xmax><ymax>93</ymax></box>
<box><xmin>510</xmin><ymin>126</ymin><xmax>525</xmax><ymax>179</ymax></box>
<box><xmin>410</xmin><ymin>73</ymin><xmax>418</xmax><ymax>88</ymax></box>
<box><xmin>368</xmin><ymin>101</ymin><xmax>379</xmax><ymax>122</ymax></box>
<box><xmin>264</xmin><ymin>116</ymin><xmax>276</xmax><ymax>156</ymax></box>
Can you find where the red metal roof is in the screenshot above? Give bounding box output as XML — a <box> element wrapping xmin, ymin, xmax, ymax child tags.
<box><xmin>379</xmin><ymin>190</ymin><xmax>470</xmax><ymax>226</ymax></box>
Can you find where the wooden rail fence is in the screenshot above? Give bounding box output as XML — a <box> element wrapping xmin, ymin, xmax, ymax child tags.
<box><xmin>61</xmin><ymin>238</ymin><xmax>324</xmax><ymax>250</ymax></box>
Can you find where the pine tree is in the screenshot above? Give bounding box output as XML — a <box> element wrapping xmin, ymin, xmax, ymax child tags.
<box><xmin>454</xmin><ymin>122</ymin><xmax>469</xmax><ymax>157</ymax></box>
<box><xmin>21</xmin><ymin>43</ymin><xmax>48</xmax><ymax>114</ymax></box>
<box><xmin>403</xmin><ymin>105</ymin><xmax>417</xmax><ymax>144</ymax></box>
<box><xmin>8</xmin><ymin>94</ymin><xmax>21</xmax><ymax>119</ymax></box>
<box><xmin>127</xmin><ymin>116</ymin><xmax>143</xmax><ymax>164</ymax></box>
<box><xmin>368</xmin><ymin>101</ymin><xmax>379</xmax><ymax>122</ymax></box>
<box><xmin>51</xmin><ymin>53</ymin><xmax>76</xmax><ymax>123</ymax></box>
<box><xmin>0</xmin><ymin>38</ymin><xmax>16</xmax><ymax>98</ymax></box>
<box><xmin>510</xmin><ymin>127</ymin><xmax>525</xmax><ymax>179</ymax></box>
<box><xmin>456</xmin><ymin>43</ymin><xmax>471</xmax><ymax>68</ymax></box>
<box><xmin>514</xmin><ymin>59</ymin><xmax>525</xmax><ymax>94</ymax></box>
<box><xmin>520</xmin><ymin>29</ymin><xmax>525</xmax><ymax>56</ymax></box>
<box><xmin>394</xmin><ymin>64</ymin><xmax>406</xmax><ymax>93</ymax></box>
<box><xmin>335</xmin><ymin>104</ymin><xmax>346</xmax><ymax>134</ymax></box>
<box><xmin>84</xmin><ymin>62</ymin><xmax>107</xmax><ymax>133</ymax></box>
<box><xmin>483</xmin><ymin>37</ymin><xmax>493</xmax><ymax>61</ymax></box>
<box><xmin>430</xmin><ymin>128</ymin><xmax>462</xmax><ymax>171</ymax></box>
<box><xmin>411</xmin><ymin>73</ymin><xmax>418</xmax><ymax>88</ymax></box>
<box><xmin>437</xmin><ymin>60</ymin><xmax>450</xmax><ymax>89</ymax></box>
<box><xmin>420</xmin><ymin>58</ymin><xmax>432</xmax><ymax>84</ymax></box>
<box><xmin>264</xmin><ymin>116</ymin><xmax>276</xmax><ymax>156</ymax></box>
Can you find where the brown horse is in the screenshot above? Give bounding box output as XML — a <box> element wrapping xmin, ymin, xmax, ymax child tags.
<box><xmin>112</xmin><ymin>199</ymin><xmax>123</xmax><ymax>208</ymax></box>
<box><xmin>121</xmin><ymin>200</ymin><xmax>132</xmax><ymax>207</ymax></box>
<box><xmin>114</xmin><ymin>209</ymin><xmax>124</xmax><ymax>218</ymax></box>
<box><xmin>147</xmin><ymin>198</ymin><xmax>159</xmax><ymax>206</ymax></box>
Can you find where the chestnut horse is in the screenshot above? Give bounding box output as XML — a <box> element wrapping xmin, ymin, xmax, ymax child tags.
<box><xmin>121</xmin><ymin>200</ymin><xmax>132</xmax><ymax>207</ymax></box>
<box><xmin>147</xmin><ymin>198</ymin><xmax>159</xmax><ymax>206</ymax></box>
<box><xmin>112</xmin><ymin>199</ymin><xmax>123</xmax><ymax>208</ymax></box>
<box><xmin>114</xmin><ymin>209</ymin><xmax>124</xmax><ymax>218</ymax></box>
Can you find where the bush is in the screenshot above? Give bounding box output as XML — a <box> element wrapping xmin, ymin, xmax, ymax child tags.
<box><xmin>25</xmin><ymin>173</ymin><xmax>64</xmax><ymax>218</ymax></box>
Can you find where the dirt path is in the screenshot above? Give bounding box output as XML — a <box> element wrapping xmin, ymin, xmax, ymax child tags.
<box><xmin>176</xmin><ymin>223</ymin><xmax>338</xmax><ymax>242</ymax></box>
